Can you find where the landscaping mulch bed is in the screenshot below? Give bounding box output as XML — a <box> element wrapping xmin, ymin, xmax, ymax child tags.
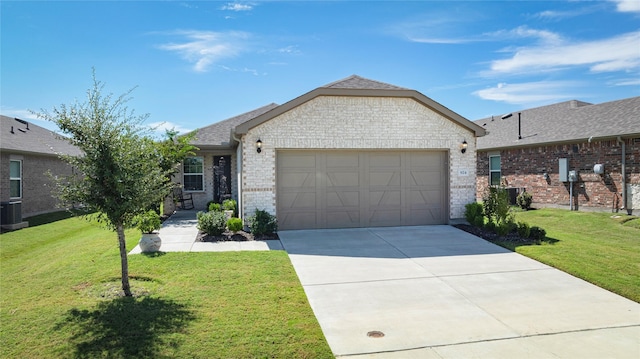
<box><xmin>453</xmin><ymin>223</ymin><xmax>539</xmax><ymax>245</ymax></box>
<box><xmin>197</xmin><ymin>230</ymin><xmax>279</xmax><ymax>242</ymax></box>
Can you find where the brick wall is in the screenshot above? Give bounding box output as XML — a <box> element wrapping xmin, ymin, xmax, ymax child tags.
<box><xmin>241</xmin><ymin>96</ymin><xmax>478</xmax><ymax>220</ymax></box>
<box><xmin>477</xmin><ymin>137</ymin><xmax>640</xmax><ymax>212</ymax></box>
<box><xmin>1</xmin><ymin>152</ymin><xmax>75</xmax><ymax>217</ymax></box>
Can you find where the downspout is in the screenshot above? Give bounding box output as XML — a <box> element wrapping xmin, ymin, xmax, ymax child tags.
<box><xmin>232</xmin><ymin>132</ymin><xmax>243</xmax><ymax>221</ymax></box>
<box><xmin>617</xmin><ymin>136</ymin><xmax>627</xmax><ymax>213</ymax></box>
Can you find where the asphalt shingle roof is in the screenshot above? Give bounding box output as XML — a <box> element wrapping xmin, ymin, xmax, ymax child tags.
<box><xmin>0</xmin><ymin>115</ymin><xmax>81</xmax><ymax>156</ymax></box>
<box><xmin>475</xmin><ymin>96</ymin><xmax>640</xmax><ymax>150</ymax></box>
<box><xmin>189</xmin><ymin>103</ymin><xmax>279</xmax><ymax>148</ymax></box>
<box><xmin>321</xmin><ymin>75</ymin><xmax>409</xmax><ymax>90</ymax></box>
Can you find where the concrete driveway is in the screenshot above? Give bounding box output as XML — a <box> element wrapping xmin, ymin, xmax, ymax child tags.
<box><xmin>279</xmin><ymin>226</ymin><xmax>640</xmax><ymax>358</ymax></box>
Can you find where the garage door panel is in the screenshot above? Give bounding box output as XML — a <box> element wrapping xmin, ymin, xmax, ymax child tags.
<box><xmin>369</xmin><ymin>171</ymin><xmax>401</xmax><ymax>186</ymax></box>
<box><xmin>280</xmin><ymin>192</ymin><xmax>316</xmax><ymax>209</ymax></box>
<box><xmin>280</xmin><ymin>172</ymin><xmax>316</xmax><ymax>188</ymax></box>
<box><xmin>280</xmin><ymin>153</ymin><xmax>316</xmax><ymax>168</ymax></box>
<box><xmin>369</xmin><ymin>190</ymin><xmax>402</xmax><ymax>207</ymax></box>
<box><xmin>369</xmin><ymin>153</ymin><xmax>402</xmax><ymax>167</ymax></box>
<box><xmin>326</xmin><ymin>172</ymin><xmax>360</xmax><ymax>187</ymax></box>
<box><xmin>370</xmin><ymin>208</ymin><xmax>402</xmax><ymax>227</ymax></box>
<box><xmin>279</xmin><ymin>212</ymin><xmax>318</xmax><ymax>230</ymax></box>
<box><xmin>277</xmin><ymin>150</ymin><xmax>447</xmax><ymax>229</ymax></box>
<box><xmin>327</xmin><ymin>210</ymin><xmax>360</xmax><ymax>228</ymax></box>
<box><xmin>326</xmin><ymin>191</ymin><xmax>360</xmax><ymax>207</ymax></box>
<box><xmin>409</xmin><ymin>171</ymin><xmax>442</xmax><ymax>187</ymax></box>
<box><xmin>410</xmin><ymin>152</ymin><xmax>441</xmax><ymax>166</ymax></box>
<box><xmin>326</xmin><ymin>153</ymin><xmax>360</xmax><ymax>167</ymax></box>
<box><xmin>410</xmin><ymin>189</ymin><xmax>443</xmax><ymax>205</ymax></box>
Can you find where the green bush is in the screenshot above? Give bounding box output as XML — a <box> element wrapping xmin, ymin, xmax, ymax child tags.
<box><xmin>197</xmin><ymin>210</ymin><xmax>227</xmax><ymax>236</ymax></box>
<box><xmin>473</xmin><ymin>216</ymin><xmax>485</xmax><ymax>228</ymax></box>
<box><xmin>464</xmin><ymin>202</ymin><xmax>484</xmax><ymax>227</ymax></box>
<box><xmin>517</xmin><ymin>221</ymin><xmax>531</xmax><ymax>238</ymax></box>
<box><xmin>227</xmin><ymin>218</ymin><xmax>243</xmax><ymax>233</ymax></box>
<box><xmin>495</xmin><ymin>221</ymin><xmax>514</xmax><ymax>237</ymax></box>
<box><xmin>133</xmin><ymin>210</ymin><xmax>161</xmax><ymax>234</ymax></box>
<box><xmin>516</xmin><ymin>191</ymin><xmax>533</xmax><ymax>210</ymax></box>
<box><xmin>483</xmin><ymin>186</ymin><xmax>513</xmax><ymax>227</ymax></box>
<box><xmin>248</xmin><ymin>209</ymin><xmax>278</xmax><ymax>236</ymax></box>
<box><xmin>222</xmin><ymin>199</ymin><xmax>237</xmax><ymax>211</ymax></box>
<box><xmin>530</xmin><ymin>226</ymin><xmax>547</xmax><ymax>242</ymax></box>
<box><xmin>208</xmin><ymin>202</ymin><xmax>222</xmax><ymax>212</ymax></box>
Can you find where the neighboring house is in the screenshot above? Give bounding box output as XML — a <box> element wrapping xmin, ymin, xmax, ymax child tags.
<box><xmin>0</xmin><ymin>115</ymin><xmax>81</xmax><ymax>227</ymax></box>
<box><xmin>475</xmin><ymin>97</ymin><xmax>640</xmax><ymax>215</ymax></box>
<box><xmin>179</xmin><ymin>75</ymin><xmax>485</xmax><ymax>230</ymax></box>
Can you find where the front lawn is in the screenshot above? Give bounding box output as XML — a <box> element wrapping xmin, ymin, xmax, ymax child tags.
<box><xmin>501</xmin><ymin>209</ymin><xmax>640</xmax><ymax>303</ymax></box>
<box><xmin>0</xmin><ymin>213</ymin><xmax>333</xmax><ymax>358</ymax></box>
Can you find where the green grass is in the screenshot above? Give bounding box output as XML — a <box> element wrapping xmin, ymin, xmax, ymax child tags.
<box><xmin>499</xmin><ymin>208</ymin><xmax>640</xmax><ymax>303</ymax></box>
<box><xmin>1</xmin><ymin>213</ymin><xmax>332</xmax><ymax>358</ymax></box>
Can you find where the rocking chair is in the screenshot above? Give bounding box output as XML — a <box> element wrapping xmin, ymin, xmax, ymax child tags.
<box><xmin>173</xmin><ymin>187</ymin><xmax>195</xmax><ymax>210</ymax></box>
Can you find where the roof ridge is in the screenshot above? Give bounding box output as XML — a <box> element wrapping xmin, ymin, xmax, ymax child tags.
<box><xmin>321</xmin><ymin>75</ymin><xmax>408</xmax><ymax>90</ymax></box>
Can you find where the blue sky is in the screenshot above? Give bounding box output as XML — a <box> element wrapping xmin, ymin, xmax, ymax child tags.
<box><xmin>2</xmin><ymin>1</ymin><xmax>639</xmax><ymax>135</ymax></box>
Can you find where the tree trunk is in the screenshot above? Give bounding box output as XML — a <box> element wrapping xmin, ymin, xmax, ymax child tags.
<box><xmin>116</xmin><ymin>223</ymin><xmax>132</xmax><ymax>297</ymax></box>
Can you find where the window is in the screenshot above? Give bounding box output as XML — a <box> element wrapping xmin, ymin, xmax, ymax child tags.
<box><xmin>489</xmin><ymin>155</ymin><xmax>501</xmax><ymax>186</ymax></box>
<box><xmin>183</xmin><ymin>157</ymin><xmax>204</xmax><ymax>191</ymax></box>
<box><xmin>10</xmin><ymin>160</ymin><xmax>22</xmax><ymax>198</ymax></box>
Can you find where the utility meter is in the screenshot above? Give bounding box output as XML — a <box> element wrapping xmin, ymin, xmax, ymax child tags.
<box><xmin>568</xmin><ymin>170</ymin><xmax>578</xmax><ymax>182</ymax></box>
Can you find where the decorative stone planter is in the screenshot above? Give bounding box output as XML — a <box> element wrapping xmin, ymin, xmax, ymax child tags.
<box><xmin>224</xmin><ymin>210</ymin><xmax>234</xmax><ymax>221</ymax></box>
<box><xmin>139</xmin><ymin>233</ymin><xmax>161</xmax><ymax>253</ymax></box>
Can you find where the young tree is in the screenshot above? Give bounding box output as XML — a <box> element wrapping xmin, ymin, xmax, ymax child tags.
<box><xmin>38</xmin><ymin>72</ymin><xmax>173</xmax><ymax>296</ymax></box>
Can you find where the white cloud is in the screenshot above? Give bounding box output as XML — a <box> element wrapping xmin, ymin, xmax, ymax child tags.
<box><xmin>147</xmin><ymin>121</ymin><xmax>193</xmax><ymax>136</ymax></box>
<box><xmin>487</xmin><ymin>30</ymin><xmax>640</xmax><ymax>75</ymax></box>
<box><xmin>611</xmin><ymin>0</ymin><xmax>640</xmax><ymax>13</ymax></box>
<box><xmin>473</xmin><ymin>81</ymin><xmax>582</xmax><ymax>104</ymax></box>
<box><xmin>221</xmin><ymin>2</ymin><xmax>254</xmax><ymax>11</ymax></box>
<box><xmin>157</xmin><ymin>30</ymin><xmax>250</xmax><ymax>72</ymax></box>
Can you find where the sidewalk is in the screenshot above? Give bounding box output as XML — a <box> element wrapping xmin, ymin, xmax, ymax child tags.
<box><xmin>129</xmin><ymin>210</ymin><xmax>283</xmax><ymax>254</ymax></box>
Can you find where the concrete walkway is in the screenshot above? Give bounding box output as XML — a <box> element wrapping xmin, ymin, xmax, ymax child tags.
<box><xmin>129</xmin><ymin>210</ymin><xmax>283</xmax><ymax>254</ymax></box>
<box><xmin>279</xmin><ymin>226</ymin><xmax>640</xmax><ymax>358</ymax></box>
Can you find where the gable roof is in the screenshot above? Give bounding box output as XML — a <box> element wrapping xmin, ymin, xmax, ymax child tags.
<box><xmin>188</xmin><ymin>103</ymin><xmax>279</xmax><ymax>149</ymax></box>
<box><xmin>0</xmin><ymin>115</ymin><xmax>81</xmax><ymax>157</ymax></box>
<box><xmin>475</xmin><ymin>96</ymin><xmax>640</xmax><ymax>150</ymax></box>
<box><xmin>234</xmin><ymin>75</ymin><xmax>486</xmax><ymax>137</ymax></box>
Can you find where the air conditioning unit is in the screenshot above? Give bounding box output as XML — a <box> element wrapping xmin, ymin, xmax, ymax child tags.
<box><xmin>0</xmin><ymin>201</ymin><xmax>22</xmax><ymax>225</ymax></box>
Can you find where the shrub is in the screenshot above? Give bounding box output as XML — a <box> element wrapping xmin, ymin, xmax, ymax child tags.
<box><xmin>133</xmin><ymin>210</ymin><xmax>161</xmax><ymax>234</ymax></box>
<box><xmin>222</xmin><ymin>199</ymin><xmax>237</xmax><ymax>211</ymax></box>
<box><xmin>208</xmin><ymin>202</ymin><xmax>222</xmax><ymax>212</ymax></box>
<box><xmin>483</xmin><ymin>186</ymin><xmax>513</xmax><ymax>227</ymax></box>
<box><xmin>530</xmin><ymin>226</ymin><xmax>547</xmax><ymax>242</ymax></box>
<box><xmin>227</xmin><ymin>218</ymin><xmax>243</xmax><ymax>233</ymax></box>
<box><xmin>464</xmin><ymin>202</ymin><xmax>484</xmax><ymax>227</ymax></box>
<box><xmin>248</xmin><ymin>209</ymin><xmax>278</xmax><ymax>236</ymax></box>
<box><xmin>495</xmin><ymin>221</ymin><xmax>514</xmax><ymax>237</ymax></box>
<box><xmin>516</xmin><ymin>191</ymin><xmax>533</xmax><ymax>210</ymax></box>
<box><xmin>197</xmin><ymin>210</ymin><xmax>227</xmax><ymax>236</ymax></box>
<box><xmin>473</xmin><ymin>215</ymin><xmax>485</xmax><ymax>228</ymax></box>
<box><xmin>517</xmin><ymin>221</ymin><xmax>531</xmax><ymax>238</ymax></box>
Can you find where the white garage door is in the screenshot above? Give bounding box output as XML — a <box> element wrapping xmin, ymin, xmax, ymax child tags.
<box><xmin>277</xmin><ymin>150</ymin><xmax>447</xmax><ymax>230</ymax></box>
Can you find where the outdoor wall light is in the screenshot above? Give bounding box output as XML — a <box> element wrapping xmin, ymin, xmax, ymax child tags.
<box><xmin>460</xmin><ymin>140</ymin><xmax>468</xmax><ymax>154</ymax></box>
<box><xmin>256</xmin><ymin>139</ymin><xmax>262</xmax><ymax>153</ymax></box>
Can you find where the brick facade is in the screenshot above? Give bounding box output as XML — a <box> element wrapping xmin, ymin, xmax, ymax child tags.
<box><xmin>241</xmin><ymin>96</ymin><xmax>478</xmax><ymax>221</ymax></box>
<box><xmin>1</xmin><ymin>152</ymin><xmax>75</xmax><ymax>217</ymax></box>
<box><xmin>477</xmin><ymin>137</ymin><xmax>640</xmax><ymax>213</ymax></box>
